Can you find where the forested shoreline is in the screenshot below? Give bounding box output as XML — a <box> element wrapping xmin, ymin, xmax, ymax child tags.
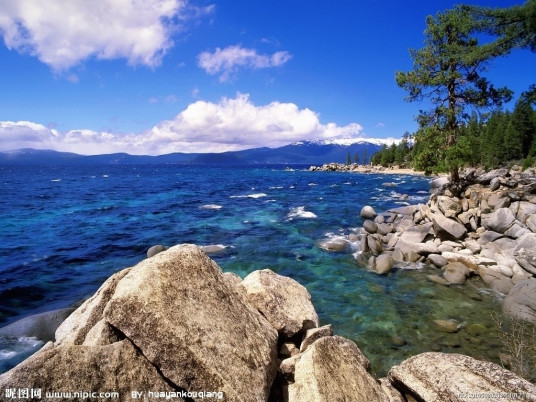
<box><xmin>371</xmin><ymin>0</ymin><xmax>536</xmax><ymax>177</ymax></box>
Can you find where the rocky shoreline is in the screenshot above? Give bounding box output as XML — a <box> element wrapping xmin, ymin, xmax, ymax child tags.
<box><xmin>1</xmin><ymin>243</ymin><xmax>535</xmax><ymax>401</ymax></box>
<box><xmin>350</xmin><ymin>166</ymin><xmax>536</xmax><ymax>327</ymax></box>
<box><xmin>308</xmin><ymin>162</ymin><xmax>428</xmax><ymax>175</ymax></box>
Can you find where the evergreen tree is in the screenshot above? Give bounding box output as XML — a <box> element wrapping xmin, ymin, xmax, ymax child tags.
<box><xmin>362</xmin><ymin>148</ymin><xmax>368</xmax><ymax>165</ymax></box>
<box><xmin>396</xmin><ymin>7</ymin><xmax>512</xmax><ymax>181</ymax></box>
<box><xmin>354</xmin><ymin>153</ymin><xmax>359</xmax><ymax>164</ymax></box>
<box><xmin>346</xmin><ymin>152</ymin><xmax>351</xmax><ymax>165</ymax></box>
<box><xmin>512</xmin><ymin>88</ymin><xmax>536</xmax><ymax>157</ymax></box>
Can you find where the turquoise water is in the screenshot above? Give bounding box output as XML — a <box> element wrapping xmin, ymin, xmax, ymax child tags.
<box><xmin>0</xmin><ymin>165</ymin><xmax>506</xmax><ymax>376</ymax></box>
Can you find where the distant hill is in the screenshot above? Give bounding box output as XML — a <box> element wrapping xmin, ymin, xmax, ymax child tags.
<box><xmin>0</xmin><ymin>139</ymin><xmax>396</xmax><ymax>166</ymax></box>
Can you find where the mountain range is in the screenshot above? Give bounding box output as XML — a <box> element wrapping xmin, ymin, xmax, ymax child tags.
<box><xmin>0</xmin><ymin>138</ymin><xmax>396</xmax><ymax>166</ymax></box>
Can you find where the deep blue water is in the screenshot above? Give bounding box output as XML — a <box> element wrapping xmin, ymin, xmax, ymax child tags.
<box><xmin>0</xmin><ymin>165</ymin><xmax>505</xmax><ymax>376</ymax></box>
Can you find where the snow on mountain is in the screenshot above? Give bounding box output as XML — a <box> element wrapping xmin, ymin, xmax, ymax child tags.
<box><xmin>293</xmin><ymin>137</ymin><xmax>400</xmax><ymax>147</ymax></box>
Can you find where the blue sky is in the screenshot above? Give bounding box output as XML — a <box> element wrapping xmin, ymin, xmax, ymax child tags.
<box><xmin>0</xmin><ymin>0</ymin><xmax>534</xmax><ymax>155</ymax></box>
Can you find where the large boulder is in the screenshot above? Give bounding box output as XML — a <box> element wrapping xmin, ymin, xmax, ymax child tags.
<box><xmin>388</xmin><ymin>352</ymin><xmax>536</xmax><ymax>401</ymax></box>
<box><xmin>103</xmin><ymin>245</ymin><xmax>278</xmax><ymax>400</ymax></box>
<box><xmin>0</xmin><ymin>340</ymin><xmax>175</xmax><ymax>398</ymax></box>
<box><xmin>432</xmin><ymin>213</ymin><xmax>467</xmax><ymax>240</ymax></box>
<box><xmin>513</xmin><ymin>233</ymin><xmax>536</xmax><ymax>274</ymax></box>
<box><xmin>3</xmin><ymin>244</ymin><xmax>279</xmax><ymax>402</ymax></box>
<box><xmin>288</xmin><ymin>336</ymin><xmax>389</xmax><ymax>402</ymax></box>
<box><xmin>483</xmin><ymin>207</ymin><xmax>516</xmax><ymax>234</ymax></box>
<box><xmin>503</xmin><ymin>279</ymin><xmax>536</xmax><ymax>323</ymax></box>
<box><xmin>241</xmin><ymin>269</ymin><xmax>319</xmax><ymax>339</ymax></box>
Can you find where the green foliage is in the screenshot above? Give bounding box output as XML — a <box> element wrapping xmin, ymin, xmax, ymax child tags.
<box><xmin>345</xmin><ymin>152</ymin><xmax>351</xmax><ymax>165</ymax></box>
<box><xmin>396</xmin><ymin>6</ymin><xmax>513</xmax><ymax>181</ymax></box>
<box><xmin>464</xmin><ymin>0</ymin><xmax>536</xmax><ymax>53</ymax></box>
<box><xmin>523</xmin><ymin>155</ymin><xmax>534</xmax><ymax>170</ymax></box>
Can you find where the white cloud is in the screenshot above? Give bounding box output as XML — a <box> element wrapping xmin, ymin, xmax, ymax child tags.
<box><xmin>198</xmin><ymin>45</ymin><xmax>292</xmax><ymax>82</ymax></box>
<box><xmin>0</xmin><ymin>0</ymin><xmax>213</xmax><ymax>71</ymax></box>
<box><xmin>0</xmin><ymin>94</ymin><xmax>364</xmax><ymax>155</ymax></box>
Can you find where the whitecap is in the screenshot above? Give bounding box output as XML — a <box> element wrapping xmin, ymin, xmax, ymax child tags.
<box><xmin>230</xmin><ymin>193</ymin><xmax>268</xmax><ymax>199</ymax></box>
<box><xmin>0</xmin><ymin>350</ymin><xmax>16</xmax><ymax>360</ymax></box>
<box><xmin>308</xmin><ymin>183</ymin><xmax>318</xmax><ymax>186</ymax></box>
<box><xmin>51</xmin><ymin>179</ymin><xmax>61</xmax><ymax>182</ymax></box>
<box><xmin>200</xmin><ymin>204</ymin><xmax>222</xmax><ymax>210</ymax></box>
<box><xmin>269</xmin><ymin>186</ymin><xmax>284</xmax><ymax>190</ymax></box>
<box><xmin>102</xmin><ymin>174</ymin><xmax>109</xmax><ymax>178</ymax></box>
<box><xmin>286</xmin><ymin>206</ymin><xmax>317</xmax><ymax>220</ymax></box>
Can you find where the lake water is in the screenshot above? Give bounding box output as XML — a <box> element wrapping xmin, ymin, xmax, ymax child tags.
<box><xmin>0</xmin><ymin>165</ymin><xmax>507</xmax><ymax>376</ymax></box>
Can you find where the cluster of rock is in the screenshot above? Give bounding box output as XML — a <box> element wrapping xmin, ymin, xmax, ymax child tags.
<box><xmin>2</xmin><ymin>244</ymin><xmax>535</xmax><ymax>401</ymax></box>
<box><xmin>358</xmin><ymin>166</ymin><xmax>536</xmax><ymax>324</ymax></box>
<box><xmin>308</xmin><ymin>162</ymin><xmax>398</xmax><ymax>173</ymax></box>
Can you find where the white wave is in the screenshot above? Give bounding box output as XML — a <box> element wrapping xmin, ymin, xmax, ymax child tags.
<box><xmin>269</xmin><ymin>186</ymin><xmax>284</xmax><ymax>190</ymax></box>
<box><xmin>308</xmin><ymin>183</ymin><xmax>317</xmax><ymax>186</ymax></box>
<box><xmin>0</xmin><ymin>350</ymin><xmax>16</xmax><ymax>360</ymax></box>
<box><xmin>230</xmin><ymin>193</ymin><xmax>268</xmax><ymax>199</ymax></box>
<box><xmin>286</xmin><ymin>206</ymin><xmax>317</xmax><ymax>220</ymax></box>
<box><xmin>200</xmin><ymin>204</ymin><xmax>222</xmax><ymax>210</ymax></box>
<box><xmin>51</xmin><ymin>178</ymin><xmax>61</xmax><ymax>182</ymax></box>
<box><xmin>102</xmin><ymin>174</ymin><xmax>109</xmax><ymax>178</ymax></box>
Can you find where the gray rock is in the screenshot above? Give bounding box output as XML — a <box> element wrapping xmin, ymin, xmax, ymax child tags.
<box><xmin>413</xmin><ymin>242</ymin><xmax>439</xmax><ymax>256</ymax></box>
<box><xmin>490</xmin><ymin>177</ymin><xmax>500</xmax><ymax>191</ymax></box>
<box><xmin>475</xmin><ymin>168</ymin><xmax>508</xmax><ymax>184</ymax></box>
<box><xmin>503</xmin><ymin>279</ymin><xmax>536</xmax><ymax>323</ymax></box>
<box><xmin>392</xmin><ymin>248</ymin><xmax>404</xmax><ymax>262</ymax></box>
<box><xmin>367</xmin><ymin>234</ymin><xmax>383</xmax><ymax>255</ymax></box>
<box><xmin>360</xmin><ymin>205</ymin><xmax>377</xmax><ymax>219</ymax></box>
<box><xmin>437</xmin><ymin>196</ymin><xmax>462</xmax><ymax>218</ymax></box>
<box><xmin>443</xmin><ymin>261</ymin><xmax>470</xmax><ymax>284</ymax></box>
<box><xmin>104</xmin><ymin>245</ymin><xmax>279</xmax><ymax>400</ymax></box>
<box><xmin>146</xmin><ymin>244</ymin><xmax>165</xmax><ymax>258</ymax></box>
<box><xmin>428</xmin><ymin>254</ymin><xmax>448</xmax><ymax>268</ymax></box>
<box><xmin>377</xmin><ymin>223</ymin><xmax>394</xmax><ymax>235</ymax></box>
<box><xmin>288</xmin><ymin>336</ymin><xmax>389</xmax><ymax>402</ymax></box>
<box><xmin>388</xmin><ymin>352</ymin><xmax>536</xmax><ymax>401</ymax></box>
<box><xmin>318</xmin><ymin>237</ymin><xmax>347</xmax><ymax>252</ymax></box>
<box><xmin>516</xmin><ymin>201</ymin><xmax>536</xmax><ymax>224</ymax></box>
<box><xmin>0</xmin><ymin>308</ymin><xmax>75</xmax><ymax>343</ymax></box>
<box><xmin>463</xmin><ymin>239</ymin><xmax>481</xmax><ymax>254</ymax></box>
<box><xmin>300</xmin><ymin>324</ymin><xmax>333</xmax><ymax>352</ymax></box>
<box><xmin>504</xmin><ymin>222</ymin><xmax>530</xmax><ymax>239</ymax></box>
<box><xmin>388</xmin><ymin>205</ymin><xmax>419</xmax><ymax>216</ymax></box>
<box><xmin>526</xmin><ymin>214</ymin><xmax>536</xmax><ymax>233</ymax></box>
<box><xmin>374</xmin><ymin>254</ymin><xmax>394</xmax><ymax>275</ymax></box>
<box><xmin>513</xmin><ymin>233</ymin><xmax>536</xmax><ymax>274</ymax></box>
<box><xmin>433</xmin><ymin>319</ymin><xmax>460</xmax><ymax>333</ymax></box>
<box><xmin>5</xmin><ymin>244</ymin><xmax>280</xmax><ymax>401</ymax></box>
<box><xmin>242</xmin><ymin>269</ymin><xmax>319</xmax><ymax>339</ymax></box>
<box><xmin>426</xmin><ymin>274</ymin><xmax>449</xmax><ymax>285</ymax></box>
<box><xmin>0</xmin><ymin>340</ymin><xmax>175</xmax><ymax>397</ymax></box>
<box><xmin>363</xmin><ymin>219</ymin><xmax>378</xmax><ymax>234</ymax></box>
<box><xmin>484</xmin><ymin>207</ymin><xmax>516</xmax><ymax>233</ymax></box>
<box><xmin>398</xmin><ymin>222</ymin><xmax>433</xmax><ymax>245</ymax></box>
<box><xmin>432</xmin><ymin>213</ymin><xmax>467</xmax><ymax>240</ymax></box>
<box><xmin>430</xmin><ymin>176</ymin><xmax>450</xmax><ymax>194</ymax></box>
<box><xmin>477</xmin><ymin>230</ymin><xmax>504</xmax><ymax>245</ymax></box>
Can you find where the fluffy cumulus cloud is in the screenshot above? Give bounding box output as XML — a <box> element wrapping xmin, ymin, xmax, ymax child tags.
<box><xmin>0</xmin><ymin>94</ymin><xmax>364</xmax><ymax>155</ymax></box>
<box><xmin>0</xmin><ymin>0</ymin><xmax>212</xmax><ymax>71</ymax></box>
<box><xmin>198</xmin><ymin>45</ymin><xmax>292</xmax><ymax>82</ymax></box>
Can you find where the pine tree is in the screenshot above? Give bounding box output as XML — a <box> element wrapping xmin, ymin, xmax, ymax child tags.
<box><xmin>396</xmin><ymin>7</ymin><xmax>512</xmax><ymax>181</ymax></box>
